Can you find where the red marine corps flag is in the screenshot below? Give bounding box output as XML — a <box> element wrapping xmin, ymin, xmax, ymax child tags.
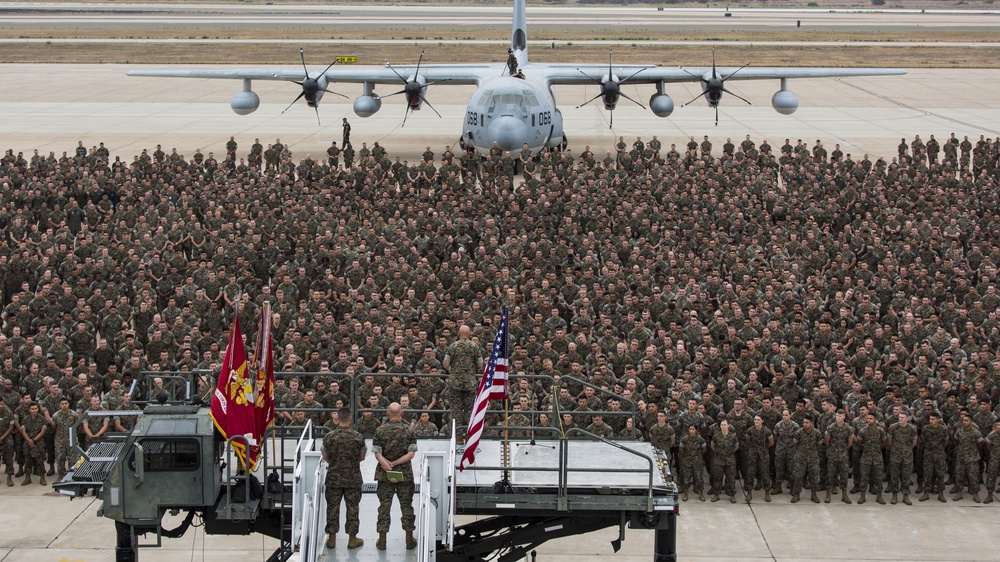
<box><xmin>211</xmin><ymin>301</ymin><xmax>272</xmax><ymax>471</ymax></box>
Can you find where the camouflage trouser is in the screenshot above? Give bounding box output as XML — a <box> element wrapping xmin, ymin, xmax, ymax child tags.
<box><xmin>325</xmin><ymin>485</ymin><xmax>362</xmax><ymax>535</ymax></box>
<box><xmin>774</xmin><ymin>446</ymin><xmax>795</xmax><ymax>485</ymax></box>
<box><xmin>0</xmin><ymin>437</ymin><xmax>13</xmax><ymax>474</ymax></box>
<box><xmin>22</xmin><ymin>440</ymin><xmax>45</xmax><ymax>476</ymax></box>
<box><xmin>681</xmin><ymin>459</ymin><xmax>704</xmax><ymax>492</ymax></box>
<box><xmin>923</xmin><ymin>451</ymin><xmax>947</xmax><ymax>494</ymax></box>
<box><xmin>818</xmin><ymin>448</ymin><xmax>828</xmax><ymax>487</ymax></box>
<box><xmin>447</xmin><ymin>387</ymin><xmax>475</xmax><ymax>439</ymax></box>
<box><xmin>13</xmin><ymin>433</ymin><xmax>24</xmax><ymax>467</ymax></box>
<box><xmin>985</xmin><ymin>460</ymin><xmax>999</xmax><ymax>493</ymax></box>
<box><xmin>44</xmin><ymin>432</ymin><xmax>55</xmax><ymax>466</ymax></box>
<box><xmin>859</xmin><ymin>455</ymin><xmax>883</xmax><ymax>492</ymax></box>
<box><xmin>745</xmin><ymin>450</ymin><xmax>771</xmax><ymax>491</ymax></box>
<box><xmin>851</xmin><ymin>446</ymin><xmax>862</xmax><ymax>484</ymax></box>
<box><xmin>54</xmin><ymin>437</ymin><xmax>76</xmax><ymax>475</ymax></box>
<box><xmin>791</xmin><ymin>456</ymin><xmax>820</xmax><ymax>495</ymax></box>
<box><xmin>711</xmin><ymin>458</ymin><xmax>737</xmax><ymax>496</ymax></box>
<box><xmin>889</xmin><ymin>456</ymin><xmax>913</xmax><ymax>494</ymax></box>
<box><xmin>376</xmin><ymin>480</ymin><xmax>415</xmax><ymax>533</ymax></box>
<box><xmin>827</xmin><ymin>453</ymin><xmax>850</xmax><ymax>490</ymax></box>
<box><xmin>955</xmin><ymin>459</ymin><xmax>980</xmax><ymax>493</ymax></box>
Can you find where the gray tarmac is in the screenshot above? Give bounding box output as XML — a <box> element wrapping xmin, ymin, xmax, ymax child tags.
<box><xmin>1</xmin><ymin>476</ymin><xmax>999</xmax><ymax>561</ymax></box>
<box><xmin>1</xmin><ymin>64</ymin><xmax>1000</xmax><ymax>163</ymax></box>
<box><xmin>2</xmin><ymin>7</ymin><xmax>1000</xmax><ymax>559</ymax></box>
<box><xmin>3</xmin><ymin>3</ymin><xmax>1000</xmax><ymax>32</ymax></box>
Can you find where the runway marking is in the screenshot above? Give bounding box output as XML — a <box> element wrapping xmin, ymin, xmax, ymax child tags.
<box><xmin>836</xmin><ymin>78</ymin><xmax>1000</xmax><ymax>136</ymax></box>
<box><xmin>46</xmin><ymin>497</ymin><xmax>98</xmax><ymax>549</ymax></box>
<box><xmin>747</xmin><ymin>503</ymin><xmax>778</xmax><ymax>562</ymax></box>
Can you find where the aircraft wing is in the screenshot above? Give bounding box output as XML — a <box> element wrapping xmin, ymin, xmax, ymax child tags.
<box><xmin>128</xmin><ymin>65</ymin><xmax>491</xmax><ymax>86</ymax></box>
<box><xmin>543</xmin><ymin>65</ymin><xmax>906</xmax><ymax>85</ymax></box>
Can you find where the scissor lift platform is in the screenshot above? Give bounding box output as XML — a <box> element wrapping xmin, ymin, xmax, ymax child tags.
<box><xmin>304</xmin><ymin>434</ymin><xmax>678</xmax><ymax>562</ymax></box>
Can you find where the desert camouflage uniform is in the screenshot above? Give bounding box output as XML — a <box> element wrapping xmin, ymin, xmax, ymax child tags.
<box><xmin>773</xmin><ymin>419</ymin><xmax>799</xmax><ymax>487</ymax></box>
<box><xmin>373</xmin><ymin>420</ymin><xmax>417</xmax><ymax>533</ymax></box>
<box><xmin>857</xmin><ymin>424</ymin><xmax>886</xmax><ymax>493</ymax></box>
<box><xmin>444</xmin><ymin>339</ymin><xmax>481</xmax><ymax>436</ymax></box>
<box><xmin>323</xmin><ymin>425</ymin><xmax>366</xmax><ymax>536</ymax></box>
<box><xmin>825</xmin><ymin>423</ymin><xmax>854</xmax><ymax>491</ymax></box>
<box><xmin>954</xmin><ymin>424</ymin><xmax>982</xmax><ymax>494</ymax></box>
<box><xmin>921</xmin><ymin>422</ymin><xmax>949</xmax><ymax>494</ymax></box>
<box><xmin>887</xmin><ymin>422</ymin><xmax>917</xmax><ymax>494</ymax></box>
<box><xmin>51</xmin><ymin>409</ymin><xmax>79</xmax><ymax>476</ymax></box>
<box><xmin>791</xmin><ymin>426</ymin><xmax>822</xmax><ymax>495</ymax></box>
<box><xmin>744</xmin><ymin>424</ymin><xmax>772</xmax><ymax>492</ymax></box>
<box><xmin>679</xmin><ymin>432</ymin><xmax>706</xmax><ymax>493</ymax></box>
<box><xmin>19</xmin><ymin>412</ymin><xmax>47</xmax><ymax>476</ymax></box>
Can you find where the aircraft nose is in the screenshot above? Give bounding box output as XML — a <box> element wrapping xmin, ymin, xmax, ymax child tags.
<box><xmin>487</xmin><ymin>115</ymin><xmax>529</xmax><ymax>152</ymax></box>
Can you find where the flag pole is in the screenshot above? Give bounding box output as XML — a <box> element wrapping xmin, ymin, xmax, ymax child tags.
<box><xmin>500</xmin><ymin>305</ymin><xmax>511</xmax><ymax>491</ymax></box>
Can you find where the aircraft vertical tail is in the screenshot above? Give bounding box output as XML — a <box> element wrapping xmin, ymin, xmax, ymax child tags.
<box><xmin>511</xmin><ymin>0</ymin><xmax>527</xmax><ymax>65</ymax></box>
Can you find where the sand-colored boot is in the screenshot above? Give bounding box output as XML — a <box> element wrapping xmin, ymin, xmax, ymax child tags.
<box><xmin>347</xmin><ymin>534</ymin><xmax>364</xmax><ymax>549</ymax></box>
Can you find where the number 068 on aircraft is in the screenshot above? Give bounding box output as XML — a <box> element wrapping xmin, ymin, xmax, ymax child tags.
<box><xmin>129</xmin><ymin>0</ymin><xmax>905</xmax><ymax>156</ymax></box>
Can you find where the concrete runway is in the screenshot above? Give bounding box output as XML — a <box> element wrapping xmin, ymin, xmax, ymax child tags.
<box><xmin>2</xmin><ymin>475</ymin><xmax>999</xmax><ymax>561</ymax></box>
<box><xmin>3</xmin><ymin>3</ymin><xmax>1000</xmax><ymax>31</ymax></box>
<box><xmin>1</xmin><ymin>64</ymin><xmax>999</xmax><ymax>163</ymax></box>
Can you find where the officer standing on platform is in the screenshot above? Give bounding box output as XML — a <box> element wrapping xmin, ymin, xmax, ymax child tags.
<box><xmin>373</xmin><ymin>403</ymin><xmax>418</xmax><ymax>551</ymax></box>
<box><xmin>323</xmin><ymin>407</ymin><xmax>366</xmax><ymax>550</ymax></box>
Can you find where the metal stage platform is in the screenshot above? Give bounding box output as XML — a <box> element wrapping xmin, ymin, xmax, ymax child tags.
<box><xmin>300</xmin><ymin>433</ymin><xmax>679</xmax><ymax>562</ymax></box>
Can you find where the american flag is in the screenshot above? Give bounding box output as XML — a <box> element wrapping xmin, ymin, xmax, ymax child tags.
<box><xmin>459</xmin><ymin>307</ymin><xmax>509</xmax><ymax>471</ymax></box>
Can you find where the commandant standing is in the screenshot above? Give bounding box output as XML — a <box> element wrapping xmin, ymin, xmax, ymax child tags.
<box><xmin>373</xmin><ymin>403</ymin><xmax>418</xmax><ymax>551</ymax></box>
<box><xmin>323</xmin><ymin>407</ymin><xmax>366</xmax><ymax>550</ymax></box>
<box><xmin>443</xmin><ymin>325</ymin><xmax>482</xmax><ymax>442</ymax></box>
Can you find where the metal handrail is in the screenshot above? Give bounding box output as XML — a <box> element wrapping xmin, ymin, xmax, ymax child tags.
<box><xmin>69</xmin><ymin>409</ymin><xmax>144</xmax><ymax>462</ymax></box>
<box><xmin>222</xmin><ymin>434</ymin><xmax>251</xmax><ymax>520</ymax></box>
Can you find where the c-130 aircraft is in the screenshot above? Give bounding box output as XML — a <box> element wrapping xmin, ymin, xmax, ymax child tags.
<box><xmin>129</xmin><ymin>0</ymin><xmax>904</xmax><ymax>156</ymax></box>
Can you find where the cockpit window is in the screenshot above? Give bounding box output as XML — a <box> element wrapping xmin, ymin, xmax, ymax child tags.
<box><xmin>486</xmin><ymin>91</ymin><xmax>533</xmax><ymax>118</ymax></box>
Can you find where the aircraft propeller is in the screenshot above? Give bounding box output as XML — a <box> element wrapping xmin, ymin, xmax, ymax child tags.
<box><xmin>383</xmin><ymin>50</ymin><xmax>450</xmax><ymax>126</ymax></box>
<box><xmin>679</xmin><ymin>47</ymin><xmax>751</xmax><ymax>126</ymax></box>
<box><xmin>575</xmin><ymin>49</ymin><xmax>649</xmax><ymax>128</ymax></box>
<box><xmin>281</xmin><ymin>47</ymin><xmax>348</xmax><ymax>125</ymax></box>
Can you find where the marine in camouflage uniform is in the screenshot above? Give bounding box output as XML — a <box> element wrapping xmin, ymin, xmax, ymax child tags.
<box><xmin>412</xmin><ymin>412</ymin><xmax>440</xmax><ymax>438</ymax></box>
<box><xmin>443</xmin><ymin>325</ymin><xmax>482</xmax><ymax>441</ymax></box>
<box><xmin>772</xmin><ymin>410</ymin><xmax>799</xmax><ymax>493</ymax></box>
<box><xmin>791</xmin><ymin>417</ymin><xmax>822</xmax><ymax>503</ymax></box>
<box><xmin>984</xmin><ymin>421</ymin><xmax>1000</xmax><ymax>503</ymax></box>
<box><xmin>710</xmin><ymin>420</ymin><xmax>739</xmax><ymax>502</ymax></box>
<box><xmin>373</xmin><ymin>403</ymin><xmax>418</xmax><ymax>550</ymax></box>
<box><xmin>17</xmin><ymin>403</ymin><xmax>47</xmax><ymax>485</ymax></box>
<box><xmin>323</xmin><ymin>407</ymin><xmax>366</xmax><ymax>549</ymax></box>
<box><xmin>744</xmin><ymin>415</ymin><xmax>773</xmax><ymax>501</ymax></box>
<box><xmin>887</xmin><ymin>413</ymin><xmax>917</xmax><ymax>503</ymax></box>
<box><xmin>823</xmin><ymin>411</ymin><xmax>854</xmax><ymax>503</ymax></box>
<box><xmin>856</xmin><ymin>414</ymin><xmax>887</xmax><ymax>504</ymax></box>
<box><xmin>679</xmin><ymin>425</ymin><xmax>706</xmax><ymax>501</ymax></box>
<box><xmin>919</xmin><ymin>412</ymin><xmax>949</xmax><ymax>502</ymax></box>
<box><xmin>648</xmin><ymin>411</ymin><xmax>675</xmax><ymax>463</ymax></box>
<box><xmin>51</xmin><ymin>398</ymin><xmax>79</xmax><ymax>478</ymax></box>
<box><xmin>952</xmin><ymin>414</ymin><xmax>982</xmax><ymax>501</ymax></box>
<box><xmin>0</xmin><ymin>402</ymin><xmax>15</xmax><ymax>485</ymax></box>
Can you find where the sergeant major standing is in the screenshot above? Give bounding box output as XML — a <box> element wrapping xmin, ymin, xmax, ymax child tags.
<box><xmin>443</xmin><ymin>325</ymin><xmax>482</xmax><ymax>443</ymax></box>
